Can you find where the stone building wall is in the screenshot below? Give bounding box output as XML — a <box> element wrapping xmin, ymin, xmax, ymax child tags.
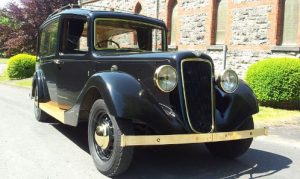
<box><xmin>180</xmin><ymin>14</ymin><xmax>207</xmax><ymax>45</ymax></box>
<box><xmin>80</xmin><ymin>0</ymin><xmax>300</xmax><ymax>78</ymax></box>
<box><xmin>180</xmin><ymin>0</ymin><xmax>209</xmax><ymax>9</ymax></box>
<box><xmin>231</xmin><ymin>6</ymin><xmax>272</xmax><ymax>45</ymax></box>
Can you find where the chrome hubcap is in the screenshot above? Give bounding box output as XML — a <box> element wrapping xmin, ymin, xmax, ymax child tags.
<box><xmin>94</xmin><ymin>121</ymin><xmax>110</xmax><ymax>150</ymax></box>
<box><xmin>94</xmin><ymin>113</ymin><xmax>114</xmax><ymax>160</ymax></box>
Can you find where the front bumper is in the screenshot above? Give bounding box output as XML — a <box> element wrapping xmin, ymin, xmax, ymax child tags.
<box><xmin>119</xmin><ymin>127</ymin><xmax>268</xmax><ymax>147</ymax></box>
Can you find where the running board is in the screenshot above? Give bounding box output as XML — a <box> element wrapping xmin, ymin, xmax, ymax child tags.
<box><xmin>39</xmin><ymin>101</ymin><xmax>66</xmax><ymax>124</ymax></box>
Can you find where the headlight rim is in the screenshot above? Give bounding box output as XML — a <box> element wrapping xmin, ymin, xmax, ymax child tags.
<box><xmin>154</xmin><ymin>65</ymin><xmax>178</xmax><ymax>93</ymax></box>
<box><xmin>218</xmin><ymin>69</ymin><xmax>239</xmax><ymax>93</ymax></box>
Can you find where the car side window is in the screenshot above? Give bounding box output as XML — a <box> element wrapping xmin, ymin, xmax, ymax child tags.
<box><xmin>60</xmin><ymin>17</ymin><xmax>88</xmax><ymax>54</ymax></box>
<box><xmin>39</xmin><ymin>20</ymin><xmax>59</xmax><ymax>57</ymax></box>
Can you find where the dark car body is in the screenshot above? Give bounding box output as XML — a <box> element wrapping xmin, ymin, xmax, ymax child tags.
<box><xmin>31</xmin><ymin>6</ymin><xmax>269</xmax><ymax>176</ymax></box>
<box><xmin>32</xmin><ymin>8</ymin><xmax>258</xmax><ymax>135</ymax></box>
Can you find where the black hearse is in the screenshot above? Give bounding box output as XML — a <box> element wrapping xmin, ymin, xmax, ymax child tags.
<box><xmin>32</xmin><ymin>5</ymin><xmax>267</xmax><ymax>177</ymax></box>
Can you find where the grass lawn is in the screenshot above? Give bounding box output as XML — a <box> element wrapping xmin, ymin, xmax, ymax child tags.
<box><xmin>254</xmin><ymin>106</ymin><xmax>300</xmax><ymax>127</ymax></box>
<box><xmin>0</xmin><ymin>69</ymin><xmax>32</xmax><ymax>88</ymax></box>
<box><xmin>0</xmin><ymin>58</ymin><xmax>8</xmax><ymax>64</ymax></box>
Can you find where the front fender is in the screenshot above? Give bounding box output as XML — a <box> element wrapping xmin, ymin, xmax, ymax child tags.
<box><xmin>66</xmin><ymin>72</ymin><xmax>185</xmax><ymax>133</ymax></box>
<box><xmin>215</xmin><ymin>80</ymin><xmax>259</xmax><ymax>131</ymax></box>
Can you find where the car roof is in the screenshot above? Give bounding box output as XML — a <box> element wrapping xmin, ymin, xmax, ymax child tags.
<box><xmin>42</xmin><ymin>8</ymin><xmax>166</xmax><ymax>28</ymax></box>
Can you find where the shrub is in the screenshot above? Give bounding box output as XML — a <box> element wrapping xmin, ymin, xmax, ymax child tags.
<box><xmin>7</xmin><ymin>54</ymin><xmax>36</xmax><ymax>79</ymax></box>
<box><xmin>245</xmin><ymin>57</ymin><xmax>300</xmax><ymax>109</ymax></box>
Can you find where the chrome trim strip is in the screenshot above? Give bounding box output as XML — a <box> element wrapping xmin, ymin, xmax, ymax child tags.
<box><xmin>181</xmin><ymin>58</ymin><xmax>215</xmax><ymax>133</ymax></box>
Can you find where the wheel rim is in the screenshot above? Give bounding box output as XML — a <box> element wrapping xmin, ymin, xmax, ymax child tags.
<box><xmin>94</xmin><ymin>113</ymin><xmax>114</xmax><ymax>161</ymax></box>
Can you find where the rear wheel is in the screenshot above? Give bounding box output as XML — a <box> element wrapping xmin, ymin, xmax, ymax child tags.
<box><xmin>33</xmin><ymin>86</ymin><xmax>51</xmax><ymax>122</ymax></box>
<box><xmin>88</xmin><ymin>99</ymin><xmax>134</xmax><ymax>177</ymax></box>
<box><xmin>205</xmin><ymin>117</ymin><xmax>254</xmax><ymax>158</ymax></box>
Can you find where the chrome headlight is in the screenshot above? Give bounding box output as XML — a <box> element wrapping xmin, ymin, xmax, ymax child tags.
<box><xmin>218</xmin><ymin>69</ymin><xmax>239</xmax><ymax>93</ymax></box>
<box><xmin>154</xmin><ymin>65</ymin><xmax>178</xmax><ymax>92</ymax></box>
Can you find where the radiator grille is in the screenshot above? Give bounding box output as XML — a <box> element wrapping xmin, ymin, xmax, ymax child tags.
<box><xmin>181</xmin><ymin>59</ymin><xmax>214</xmax><ymax>133</ymax></box>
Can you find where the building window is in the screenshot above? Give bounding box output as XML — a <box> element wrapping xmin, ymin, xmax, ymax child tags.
<box><xmin>215</xmin><ymin>0</ymin><xmax>228</xmax><ymax>44</ymax></box>
<box><xmin>133</xmin><ymin>2</ymin><xmax>142</xmax><ymax>45</ymax></box>
<box><xmin>167</xmin><ymin>0</ymin><xmax>178</xmax><ymax>45</ymax></box>
<box><xmin>282</xmin><ymin>0</ymin><xmax>299</xmax><ymax>45</ymax></box>
<box><xmin>134</xmin><ymin>2</ymin><xmax>142</xmax><ymax>14</ymax></box>
<box><xmin>170</xmin><ymin>0</ymin><xmax>178</xmax><ymax>45</ymax></box>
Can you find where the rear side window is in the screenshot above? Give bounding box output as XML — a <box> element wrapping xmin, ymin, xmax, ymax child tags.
<box><xmin>39</xmin><ymin>20</ymin><xmax>59</xmax><ymax>57</ymax></box>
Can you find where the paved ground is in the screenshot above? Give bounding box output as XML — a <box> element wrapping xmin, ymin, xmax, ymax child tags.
<box><xmin>0</xmin><ymin>84</ymin><xmax>299</xmax><ymax>179</ymax></box>
<box><xmin>0</xmin><ymin>64</ymin><xmax>6</xmax><ymax>74</ymax></box>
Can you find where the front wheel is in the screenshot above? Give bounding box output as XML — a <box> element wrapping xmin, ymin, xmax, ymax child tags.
<box><xmin>88</xmin><ymin>99</ymin><xmax>134</xmax><ymax>177</ymax></box>
<box><xmin>205</xmin><ymin>117</ymin><xmax>254</xmax><ymax>158</ymax></box>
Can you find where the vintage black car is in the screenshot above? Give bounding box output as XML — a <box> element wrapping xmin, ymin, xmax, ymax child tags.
<box><xmin>32</xmin><ymin>5</ymin><xmax>267</xmax><ymax>177</ymax></box>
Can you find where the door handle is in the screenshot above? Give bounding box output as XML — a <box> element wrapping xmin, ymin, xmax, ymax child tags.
<box><xmin>53</xmin><ymin>59</ymin><xmax>63</xmax><ymax>65</ymax></box>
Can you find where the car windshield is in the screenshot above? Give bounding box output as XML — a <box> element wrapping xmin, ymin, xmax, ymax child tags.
<box><xmin>94</xmin><ymin>18</ymin><xmax>164</xmax><ymax>53</ymax></box>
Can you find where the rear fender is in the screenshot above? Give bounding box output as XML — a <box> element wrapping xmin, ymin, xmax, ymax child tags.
<box><xmin>31</xmin><ymin>70</ymin><xmax>49</xmax><ymax>102</ymax></box>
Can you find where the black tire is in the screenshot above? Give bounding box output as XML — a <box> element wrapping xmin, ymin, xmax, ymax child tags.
<box><xmin>33</xmin><ymin>85</ymin><xmax>51</xmax><ymax>122</ymax></box>
<box><xmin>88</xmin><ymin>99</ymin><xmax>134</xmax><ymax>177</ymax></box>
<box><xmin>205</xmin><ymin>117</ymin><xmax>254</xmax><ymax>159</ymax></box>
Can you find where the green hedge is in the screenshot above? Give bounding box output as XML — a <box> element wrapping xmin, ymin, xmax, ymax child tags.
<box><xmin>245</xmin><ymin>57</ymin><xmax>300</xmax><ymax>109</ymax></box>
<box><xmin>7</xmin><ymin>54</ymin><xmax>36</xmax><ymax>79</ymax></box>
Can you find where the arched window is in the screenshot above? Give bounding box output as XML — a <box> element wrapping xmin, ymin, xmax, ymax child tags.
<box><xmin>170</xmin><ymin>1</ymin><xmax>178</xmax><ymax>45</ymax></box>
<box><xmin>282</xmin><ymin>0</ymin><xmax>299</xmax><ymax>45</ymax></box>
<box><xmin>215</xmin><ymin>0</ymin><xmax>228</xmax><ymax>44</ymax></box>
<box><xmin>133</xmin><ymin>2</ymin><xmax>142</xmax><ymax>45</ymax></box>
<box><xmin>167</xmin><ymin>0</ymin><xmax>178</xmax><ymax>45</ymax></box>
<box><xmin>134</xmin><ymin>2</ymin><xmax>142</xmax><ymax>14</ymax></box>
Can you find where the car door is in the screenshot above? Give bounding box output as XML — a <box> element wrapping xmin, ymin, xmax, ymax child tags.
<box><xmin>38</xmin><ymin>18</ymin><xmax>60</xmax><ymax>103</ymax></box>
<box><xmin>56</xmin><ymin>16</ymin><xmax>91</xmax><ymax>109</ymax></box>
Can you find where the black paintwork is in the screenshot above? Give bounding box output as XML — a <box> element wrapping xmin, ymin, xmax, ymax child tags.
<box><xmin>32</xmin><ymin>8</ymin><xmax>259</xmax><ymax>134</ymax></box>
<box><xmin>215</xmin><ymin>80</ymin><xmax>259</xmax><ymax>132</ymax></box>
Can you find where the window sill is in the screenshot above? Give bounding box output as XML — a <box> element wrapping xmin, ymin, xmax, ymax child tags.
<box><xmin>271</xmin><ymin>46</ymin><xmax>300</xmax><ymax>52</ymax></box>
<box><xmin>207</xmin><ymin>45</ymin><xmax>224</xmax><ymax>51</ymax></box>
<box><xmin>168</xmin><ymin>44</ymin><xmax>178</xmax><ymax>51</ymax></box>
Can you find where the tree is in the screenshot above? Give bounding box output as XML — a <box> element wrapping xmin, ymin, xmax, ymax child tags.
<box><xmin>0</xmin><ymin>9</ymin><xmax>16</xmax><ymax>57</ymax></box>
<box><xmin>0</xmin><ymin>0</ymin><xmax>77</xmax><ymax>56</ymax></box>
